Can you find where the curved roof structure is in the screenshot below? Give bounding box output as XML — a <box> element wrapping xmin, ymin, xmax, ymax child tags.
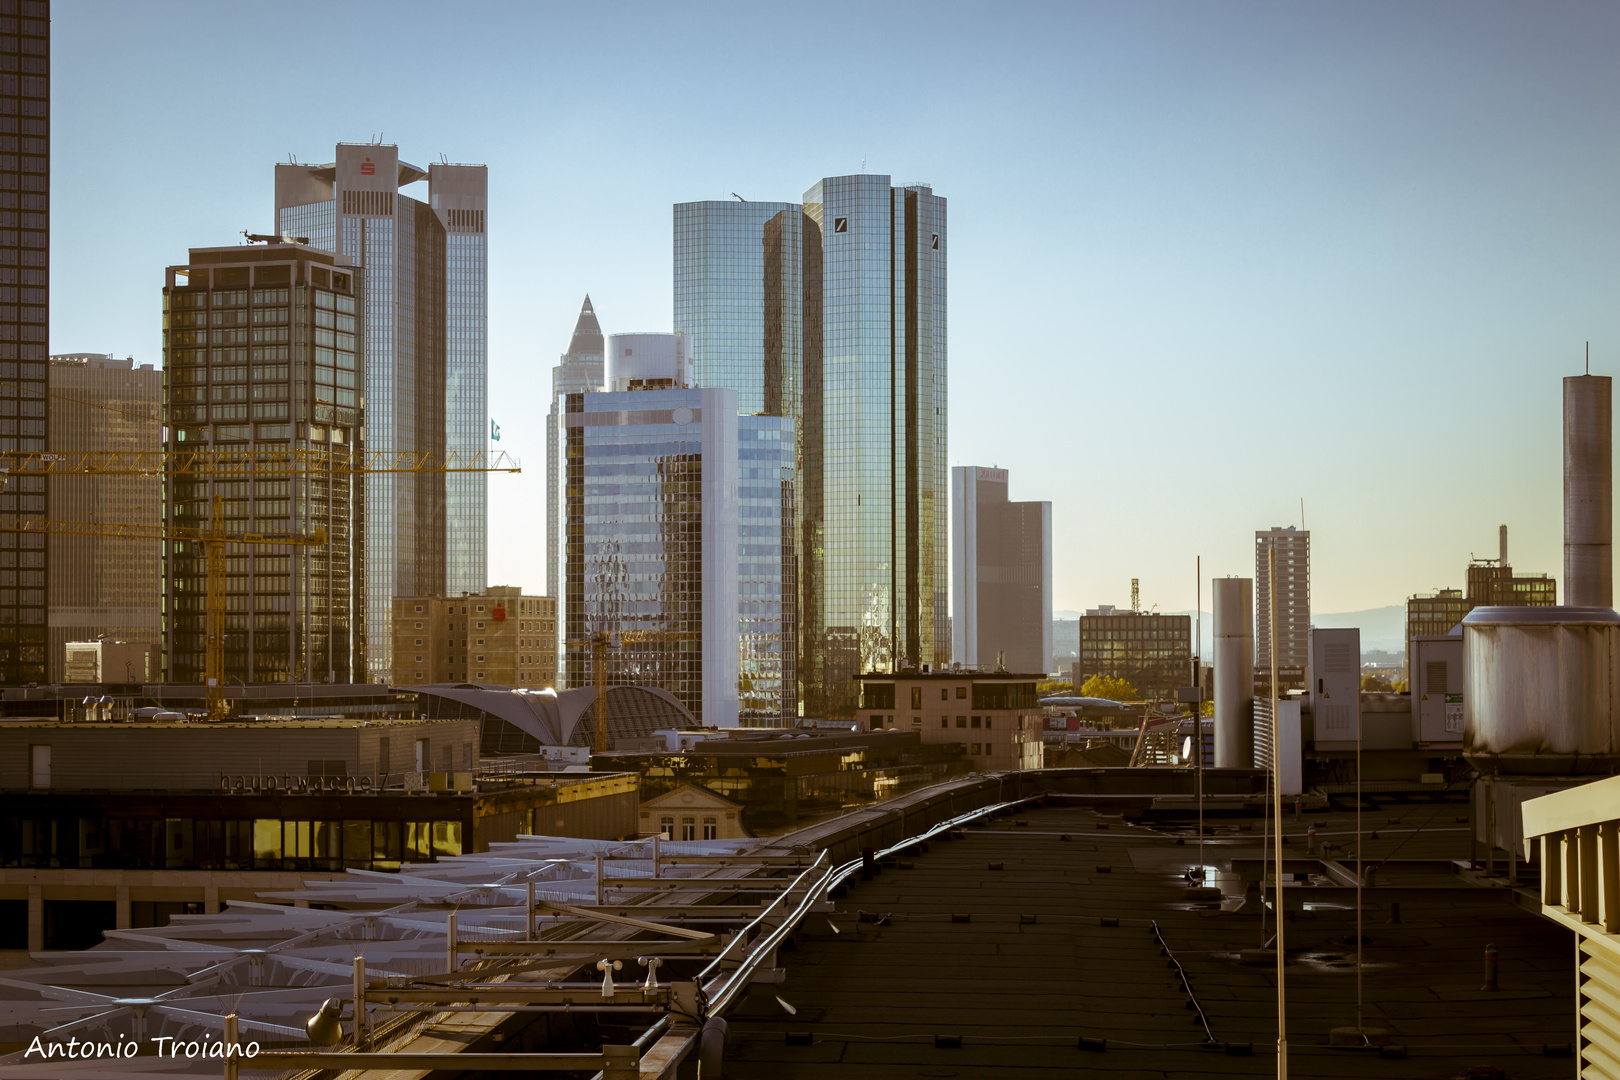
<box><xmin>415</xmin><ymin>683</ymin><xmax>695</xmax><ymax>753</ymax></box>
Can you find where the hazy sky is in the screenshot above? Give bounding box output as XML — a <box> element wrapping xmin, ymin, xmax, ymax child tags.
<box><xmin>51</xmin><ymin>1</ymin><xmax>1620</xmax><ymax>616</ymax></box>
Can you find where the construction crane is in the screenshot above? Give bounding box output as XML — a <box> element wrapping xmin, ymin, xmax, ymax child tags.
<box><xmin>0</xmin><ymin>448</ymin><xmax>519</xmax><ymax>477</ymax></box>
<box><xmin>566</xmin><ymin>629</ymin><xmax>701</xmax><ymax>753</ymax></box>
<box><xmin>2</xmin><ymin>447</ymin><xmax>520</xmax><ymax>718</ymax></box>
<box><xmin>0</xmin><ymin>494</ymin><xmax>324</xmax><ymax>721</ymax></box>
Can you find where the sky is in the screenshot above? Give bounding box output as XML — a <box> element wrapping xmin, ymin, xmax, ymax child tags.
<box><xmin>49</xmin><ymin>1</ymin><xmax>1620</xmax><ymax>617</ymax></box>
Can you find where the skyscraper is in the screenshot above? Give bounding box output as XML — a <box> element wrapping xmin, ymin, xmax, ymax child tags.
<box><xmin>162</xmin><ymin>243</ymin><xmax>363</xmax><ymax>682</ymax></box>
<box><xmin>566</xmin><ymin>334</ymin><xmax>743</xmax><ymax>725</ymax></box>
<box><xmin>275</xmin><ymin>144</ymin><xmax>488</xmax><ymax>681</ymax></box>
<box><xmin>46</xmin><ymin>353</ymin><xmax>161</xmax><ymax>682</ymax></box>
<box><xmin>547</xmin><ymin>296</ymin><xmax>604</xmax><ymax>607</ymax></box>
<box><xmin>0</xmin><ymin>1</ymin><xmax>49</xmax><ymax>685</ymax></box>
<box><xmin>1255</xmin><ymin>526</ymin><xmax>1310</xmax><ymax>684</ymax></box>
<box><xmin>673</xmin><ymin>174</ymin><xmax>947</xmax><ymax>719</ymax></box>
<box><xmin>951</xmin><ymin>466</ymin><xmax>1051</xmax><ymax>674</ymax></box>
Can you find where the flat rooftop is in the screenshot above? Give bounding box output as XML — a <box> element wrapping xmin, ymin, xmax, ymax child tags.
<box><xmin>724</xmin><ymin>798</ymin><xmax>1575</xmax><ymax>1078</ymax></box>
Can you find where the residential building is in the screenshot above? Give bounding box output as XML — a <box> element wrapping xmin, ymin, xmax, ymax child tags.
<box><xmin>162</xmin><ymin>243</ymin><xmax>364</xmax><ymax>684</ymax></box>
<box><xmin>639</xmin><ymin>784</ymin><xmax>748</xmax><ymax>841</ymax></box>
<box><xmin>674</xmin><ymin>174</ymin><xmax>947</xmax><ymax>719</ymax></box>
<box><xmin>596</xmin><ymin>727</ymin><xmax>968</xmax><ymax>832</ymax></box>
<box><xmin>0</xmin><ymin>5</ymin><xmax>49</xmax><ymax>685</ymax></box>
<box><xmin>857</xmin><ymin>668</ymin><xmax>1044</xmax><ymax>772</ymax></box>
<box><xmin>547</xmin><ymin>296</ymin><xmax>604</xmax><ymax>610</ymax></box>
<box><xmin>1255</xmin><ymin>526</ymin><xmax>1310</xmax><ymax>687</ymax></box>
<box><xmin>275</xmin><ymin>144</ymin><xmax>489</xmax><ymax>682</ymax></box>
<box><xmin>45</xmin><ymin>353</ymin><xmax>161</xmax><ymax>682</ymax></box>
<box><xmin>391</xmin><ymin>587</ymin><xmax>556</xmax><ymax>688</ymax></box>
<box><xmin>1075</xmin><ymin>605</ymin><xmax>1192</xmax><ymax>698</ymax></box>
<box><xmin>951</xmin><ymin>466</ymin><xmax>1051</xmax><ymax>674</ymax></box>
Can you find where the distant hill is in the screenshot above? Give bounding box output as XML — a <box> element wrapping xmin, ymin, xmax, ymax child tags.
<box><xmin>1053</xmin><ymin>604</ymin><xmax>1409</xmax><ymax>656</ymax></box>
<box><xmin>1312</xmin><ymin>605</ymin><xmax>1406</xmax><ymax>652</ymax></box>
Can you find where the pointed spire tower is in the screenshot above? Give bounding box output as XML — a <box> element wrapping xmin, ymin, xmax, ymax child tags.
<box><xmin>548</xmin><ymin>295</ymin><xmax>607</xmax><ymax>619</ymax></box>
<box><xmin>567</xmin><ymin>295</ymin><xmax>605</xmax><ymax>359</ymax></box>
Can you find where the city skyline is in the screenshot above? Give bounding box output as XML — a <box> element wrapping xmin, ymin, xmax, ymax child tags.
<box><xmin>48</xmin><ymin>1</ymin><xmax>1620</xmax><ymax>618</ymax></box>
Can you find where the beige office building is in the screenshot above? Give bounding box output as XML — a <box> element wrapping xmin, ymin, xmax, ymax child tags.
<box><xmin>392</xmin><ymin>586</ymin><xmax>557</xmax><ymax>687</ymax></box>
<box><xmin>46</xmin><ymin>353</ymin><xmax>162</xmax><ymax>682</ymax></box>
<box><xmin>857</xmin><ymin>668</ymin><xmax>1045</xmax><ymax>771</ymax></box>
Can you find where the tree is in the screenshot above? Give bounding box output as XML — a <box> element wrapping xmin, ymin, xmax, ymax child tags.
<box><xmin>1079</xmin><ymin>674</ymin><xmax>1139</xmax><ymax>702</ymax></box>
<box><xmin>1361</xmin><ymin>673</ymin><xmax>1395</xmax><ymax>693</ymax></box>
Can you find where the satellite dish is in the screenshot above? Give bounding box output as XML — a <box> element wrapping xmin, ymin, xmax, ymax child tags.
<box><xmin>1181</xmin><ymin>735</ymin><xmax>1193</xmax><ymax>760</ymax></box>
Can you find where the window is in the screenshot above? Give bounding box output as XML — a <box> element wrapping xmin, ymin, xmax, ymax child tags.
<box><xmin>870</xmin><ymin>716</ymin><xmax>881</xmax><ymax>730</ymax></box>
<box><xmin>984</xmin><ymin>717</ymin><xmax>992</xmax><ymax>729</ymax></box>
<box><xmin>414</xmin><ymin>672</ymin><xmax>423</xmax><ymax>680</ymax></box>
<box><xmin>681</xmin><ymin>817</ymin><xmax>696</xmax><ymax>842</ymax></box>
<box><xmin>660</xmin><ymin>817</ymin><xmax>674</xmax><ymax>840</ymax></box>
<box><xmin>912</xmin><ymin>716</ymin><xmax>921</xmax><ymax>725</ymax></box>
<box><xmin>476</xmin><ymin>621</ymin><xmax>486</xmax><ymax>630</ymax></box>
<box><xmin>414</xmin><ymin>639</ymin><xmax>422</xmax><ymax>646</ymax></box>
<box><xmin>940</xmin><ymin>718</ymin><xmax>948</xmax><ymax>728</ymax></box>
<box><xmin>956</xmin><ymin>717</ymin><xmax>966</xmax><ymax>728</ymax></box>
<box><xmin>971</xmin><ymin>717</ymin><xmax>981</xmax><ymax>729</ymax></box>
<box><xmin>476</xmin><ymin>638</ymin><xmax>485</xmax><ymax>646</ymax></box>
<box><xmin>910</xmin><ymin>687</ymin><xmax>922</xmax><ymax>709</ymax></box>
<box><xmin>415</xmin><ymin>622</ymin><xmax>422</xmax><ymax>630</ymax></box>
<box><xmin>940</xmin><ymin>688</ymin><xmax>948</xmax><ymax>701</ymax></box>
<box><xmin>956</xmin><ymin>687</ymin><xmax>966</xmax><ymax>699</ymax></box>
<box><xmin>29</xmin><ymin>744</ymin><xmax>48</xmax><ymax>788</ymax></box>
<box><xmin>414</xmin><ymin>605</ymin><xmax>423</xmax><ymax>613</ymax></box>
<box><xmin>476</xmin><ymin>605</ymin><xmax>485</xmax><ymax>612</ymax></box>
<box><xmin>476</xmin><ymin>655</ymin><xmax>485</xmax><ymax>663</ymax></box>
<box><xmin>703</xmin><ymin>817</ymin><xmax>718</xmax><ymax>840</ymax></box>
<box><xmin>415</xmin><ymin>656</ymin><xmax>423</xmax><ymax>663</ymax></box>
<box><xmin>972</xmin><ymin>743</ymin><xmax>981</xmax><ymax>755</ymax></box>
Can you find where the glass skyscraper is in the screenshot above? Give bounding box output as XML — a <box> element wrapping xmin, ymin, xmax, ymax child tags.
<box><xmin>275</xmin><ymin>145</ymin><xmax>488</xmax><ymax>681</ymax></box>
<box><xmin>566</xmin><ymin>383</ymin><xmax>742</xmax><ymax>726</ymax></box>
<box><xmin>0</xmin><ymin>0</ymin><xmax>48</xmax><ymax>685</ymax></box>
<box><xmin>674</xmin><ymin>175</ymin><xmax>947</xmax><ymax>719</ymax></box>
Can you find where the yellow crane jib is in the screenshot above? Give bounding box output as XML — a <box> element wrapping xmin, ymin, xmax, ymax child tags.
<box><xmin>0</xmin><ymin>449</ymin><xmax>521</xmax><ymax>476</ymax></box>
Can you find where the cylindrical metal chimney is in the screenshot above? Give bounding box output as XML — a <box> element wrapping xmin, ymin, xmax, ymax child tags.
<box><xmin>1499</xmin><ymin>524</ymin><xmax>1508</xmax><ymax>567</ymax></box>
<box><xmin>1565</xmin><ymin>375</ymin><xmax>1612</xmax><ymax>608</ymax></box>
<box><xmin>1212</xmin><ymin>577</ymin><xmax>1254</xmax><ymax>768</ymax></box>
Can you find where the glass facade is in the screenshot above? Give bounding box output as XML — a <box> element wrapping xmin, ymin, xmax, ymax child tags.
<box><xmin>275</xmin><ymin>147</ymin><xmax>489</xmax><ymax>681</ymax></box>
<box><xmin>566</xmin><ymin>386</ymin><xmax>753</xmax><ymax>725</ymax></box>
<box><xmin>0</xmin><ymin>1</ymin><xmax>48</xmax><ymax>685</ymax></box>
<box><xmin>1077</xmin><ymin>612</ymin><xmax>1192</xmax><ymax>697</ymax></box>
<box><xmin>738</xmin><ymin>415</ymin><xmax>796</xmax><ymax>725</ymax></box>
<box><xmin>161</xmin><ymin>248</ymin><xmax>362</xmax><ymax>682</ymax></box>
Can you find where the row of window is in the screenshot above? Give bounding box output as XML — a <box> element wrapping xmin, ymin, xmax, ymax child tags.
<box><xmin>657</xmin><ymin>816</ymin><xmax>719</xmax><ymax>841</ymax></box>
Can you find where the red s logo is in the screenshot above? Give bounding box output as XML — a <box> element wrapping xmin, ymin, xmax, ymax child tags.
<box><xmin>361</xmin><ymin>157</ymin><xmax>375</xmax><ymax>176</ymax></box>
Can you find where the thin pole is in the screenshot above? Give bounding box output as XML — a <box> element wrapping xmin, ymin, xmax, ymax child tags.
<box><xmin>1196</xmin><ymin>556</ymin><xmax>1204</xmax><ymax>873</ymax></box>
<box><xmin>1270</xmin><ymin>545</ymin><xmax>1287</xmax><ymax>1077</ymax></box>
<box><xmin>1356</xmin><ymin>697</ymin><xmax>1364</xmax><ymax>1032</ymax></box>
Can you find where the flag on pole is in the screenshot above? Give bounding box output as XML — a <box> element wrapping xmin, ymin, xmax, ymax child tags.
<box><xmin>491</xmin><ymin>420</ymin><xmax>501</xmax><ymax>442</ymax></box>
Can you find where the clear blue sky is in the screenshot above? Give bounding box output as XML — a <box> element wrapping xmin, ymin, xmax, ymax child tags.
<box><xmin>51</xmin><ymin>1</ymin><xmax>1620</xmax><ymax>615</ymax></box>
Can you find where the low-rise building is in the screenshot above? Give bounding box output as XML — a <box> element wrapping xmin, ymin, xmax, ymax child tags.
<box><xmin>393</xmin><ymin>587</ymin><xmax>558</xmax><ymax>688</ymax></box>
<box><xmin>0</xmin><ymin>716</ymin><xmax>640</xmax><ymax>950</ymax></box>
<box><xmin>63</xmin><ymin>640</ymin><xmax>159</xmax><ymax>684</ymax></box>
<box><xmin>857</xmin><ymin>668</ymin><xmax>1044</xmax><ymax>772</ymax></box>
<box><xmin>1076</xmin><ymin>606</ymin><xmax>1191</xmax><ymax>698</ymax></box>
<box><xmin>639</xmin><ymin>783</ymin><xmax>748</xmax><ymax>840</ymax></box>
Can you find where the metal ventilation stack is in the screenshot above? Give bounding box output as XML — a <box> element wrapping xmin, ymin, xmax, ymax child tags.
<box><xmin>1465</xmin><ymin>375</ymin><xmax>1619</xmax><ymax>869</ymax></box>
